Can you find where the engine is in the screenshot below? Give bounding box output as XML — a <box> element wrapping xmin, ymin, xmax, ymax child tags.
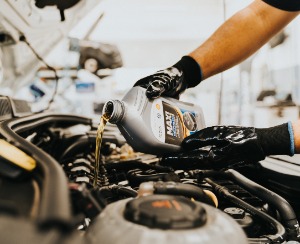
<box><xmin>0</xmin><ymin>99</ymin><xmax>300</xmax><ymax>243</ymax></box>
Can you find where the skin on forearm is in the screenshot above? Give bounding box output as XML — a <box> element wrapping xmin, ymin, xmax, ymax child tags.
<box><xmin>292</xmin><ymin>121</ymin><xmax>300</xmax><ymax>153</ymax></box>
<box><xmin>189</xmin><ymin>0</ymin><xmax>299</xmax><ymax>80</ymax></box>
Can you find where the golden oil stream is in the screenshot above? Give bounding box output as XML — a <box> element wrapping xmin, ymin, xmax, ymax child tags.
<box><xmin>93</xmin><ymin>114</ymin><xmax>109</xmax><ymax>188</ymax></box>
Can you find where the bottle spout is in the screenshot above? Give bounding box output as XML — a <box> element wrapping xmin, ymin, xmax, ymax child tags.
<box><xmin>102</xmin><ymin>100</ymin><xmax>125</xmax><ymax>124</ymax></box>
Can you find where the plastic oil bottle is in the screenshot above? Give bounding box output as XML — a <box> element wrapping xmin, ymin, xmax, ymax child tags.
<box><xmin>102</xmin><ymin>87</ymin><xmax>205</xmax><ymax>155</ymax></box>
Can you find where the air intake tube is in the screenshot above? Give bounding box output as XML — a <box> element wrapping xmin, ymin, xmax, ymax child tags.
<box><xmin>225</xmin><ymin>169</ymin><xmax>300</xmax><ymax>241</ymax></box>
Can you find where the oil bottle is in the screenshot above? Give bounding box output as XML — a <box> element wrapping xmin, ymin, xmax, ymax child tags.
<box><xmin>102</xmin><ymin>87</ymin><xmax>205</xmax><ymax>155</ymax></box>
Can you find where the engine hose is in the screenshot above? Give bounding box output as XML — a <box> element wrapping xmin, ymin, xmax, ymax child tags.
<box><xmin>0</xmin><ymin>114</ymin><xmax>86</xmax><ymax>230</ymax></box>
<box><xmin>100</xmin><ymin>185</ymin><xmax>138</xmax><ymax>198</ymax></box>
<box><xmin>188</xmin><ymin>169</ymin><xmax>226</xmax><ymax>182</ymax></box>
<box><xmin>59</xmin><ymin>135</ymin><xmax>90</xmax><ymax>161</ymax></box>
<box><xmin>114</xmin><ymin>186</ymin><xmax>138</xmax><ymax>198</ymax></box>
<box><xmin>205</xmin><ymin>178</ymin><xmax>286</xmax><ymax>243</ymax></box>
<box><xmin>225</xmin><ymin>169</ymin><xmax>300</xmax><ymax>241</ymax></box>
<box><xmin>127</xmin><ymin>169</ymin><xmax>170</xmax><ymax>186</ymax></box>
<box><xmin>59</xmin><ymin>132</ymin><xmax>127</xmax><ymax>161</ymax></box>
<box><xmin>152</xmin><ymin>181</ymin><xmax>216</xmax><ymax>207</ymax></box>
<box><xmin>105</xmin><ymin>161</ymin><xmax>173</xmax><ymax>173</ymax></box>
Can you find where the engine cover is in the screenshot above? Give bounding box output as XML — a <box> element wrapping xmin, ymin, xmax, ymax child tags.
<box><xmin>86</xmin><ymin>195</ymin><xmax>248</xmax><ymax>244</ymax></box>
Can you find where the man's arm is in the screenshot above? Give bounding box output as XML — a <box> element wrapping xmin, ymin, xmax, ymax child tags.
<box><xmin>190</xmin><ymin>0</ymin><xmax>299</xmax><ymax>79</ymax></box>
<box><xmin>293</xmin><ymin>121</ymin><xmax>300</xmax><ymax>153</ymax></box>
<box><xmin>134</xmin><ymin>0</ymin><xmax>299</xmax><ymax>99</ymax></box>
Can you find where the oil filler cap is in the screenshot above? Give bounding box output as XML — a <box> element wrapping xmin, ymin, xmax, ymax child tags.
<box><xmin>124</xmin><ymin>195</ymin><xmax>207</xmax><ymax>229</ymax></box>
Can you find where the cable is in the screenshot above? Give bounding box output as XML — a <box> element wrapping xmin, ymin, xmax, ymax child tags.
<box><xmin>205</xmin><ymin>177</ymin><xmax>286</xmax><ymax>243</ymax></box>
<box><xmin>19</xmin><ymin>35</ymin><xmax>59</xmax><ymax>113</ymax></box>
<box><xmin>225</xmin><ymin>169</ymin><xmax>300</xmax><ymax>241</ymax></box>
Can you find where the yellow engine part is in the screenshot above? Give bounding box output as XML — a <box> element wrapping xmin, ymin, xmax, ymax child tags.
<box><xmin>0</xmin><ymin>139</ymin><xmax>36</xmax><ymax>171</ymax></box>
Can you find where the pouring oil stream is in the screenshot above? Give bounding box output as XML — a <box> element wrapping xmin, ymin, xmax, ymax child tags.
<box><xmin>93</xmin><ymin>114</ymin><xmax>109</xmax><ymax>188</ymax></box>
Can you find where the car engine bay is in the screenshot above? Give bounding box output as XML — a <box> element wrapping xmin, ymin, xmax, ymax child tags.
<box><xmin>0</xmin><ymin>97</ymin><xmax>300</xmax><ymax>244</ymax></box>
<box><xmin>1</xmin><ymin>1</ymin><xmax>300</xmax><ymax>243</ymax></box>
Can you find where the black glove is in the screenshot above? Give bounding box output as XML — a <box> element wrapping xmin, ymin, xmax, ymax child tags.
<box><xmin>161</xmin><ymin>123</ymin><xmax>294</xmax><ymax>170</ymax></box>
<box><xmin>134</xmin><ymin>56</ymin><xmax>202</xmax><ymax>99</ymax></box>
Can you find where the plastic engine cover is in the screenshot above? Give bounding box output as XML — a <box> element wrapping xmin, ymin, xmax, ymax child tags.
<box><xmin>86</xmin><ymin>195</ymin><xmax>248</xmax><ymax>244</ymax></box>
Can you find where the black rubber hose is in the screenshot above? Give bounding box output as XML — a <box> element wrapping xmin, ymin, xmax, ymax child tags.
<box><xmin>153</xmin><ymin>181</ymin><xmax>215</xmax><ymax>206</ymax></box>
<box><xmin>113</xmin><ymin>186</ymin><xmax>138</xmax><ymax>198</ymax></box>
<box><xmin>99</xmin><ymin>186</ymin><xmax>138</xmax><ymax>198</ymax></box>
<box><xmin>105</xmin><ymin>161</ymin><xmax>173</xmax><ymax>173</ymax></box>
<box><xmin>59</xmin><ymin>132</ymin><xmax>124</xmax><ymax>161</ymax></box>
<box><xmin>225</xmin><ymin>169</ymin><xmax>300</xmax><ymax>241</ymax></box>
<box><xmin>127</xmin><ymin>169</ymin><xmax>169</xmax><ymax>186</ymax></box>
<box><xmin>0</xmin><ymin>114</ymin><xmax>92</xmax><ymax>230</ymax></box>
<box><xmin>188</xmin><ymin>169</ymin><xmax>226</xmax><ymax>181</ymax></box>
<box><xmin>59</xmin><ymin>135</ymin><xmax>90</xmax><ymax>161</ymax></box>
<box><xmin>205</xmin><ymin>178</ymin><xmax>286</xmax><ymax>243</ymax></box>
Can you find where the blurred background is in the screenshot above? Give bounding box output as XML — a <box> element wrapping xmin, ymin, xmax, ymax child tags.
<box><xmin>0</xmin><ymin>0</ymin><xmax>300</xmax><ymax>127</ymax></box>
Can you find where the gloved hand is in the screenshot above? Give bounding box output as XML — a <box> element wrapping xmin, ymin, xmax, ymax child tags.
<box><xmin>161</xmin><ymin>123</ymin><xmax>295</xmax><ymax>170</ymax></box>
<box><xmin>134</xmin><ymin>56</ymin><xmax>202</xmax><ymax>99</ymax></box>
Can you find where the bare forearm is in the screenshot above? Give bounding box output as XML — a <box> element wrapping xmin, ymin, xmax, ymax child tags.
<box><xmin>190</xmin><ymin>0</ymin><xmax>299</xmax><ymax>79</ymax></box>
<box><xmin>292</xmin><ymin>121</ymin><xmax>300</xmax><ymax>153</ymax></box>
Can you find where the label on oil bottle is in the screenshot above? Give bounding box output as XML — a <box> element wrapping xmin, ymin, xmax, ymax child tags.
<box><xmin>151</xmin><ymin>99</ymin><xmax>198</xmax><ymax>145</ymax></box>
<box><xmin>132</xmin><ymin>87</ymin><xmax>147</xmax><ymax>115</ymax></box>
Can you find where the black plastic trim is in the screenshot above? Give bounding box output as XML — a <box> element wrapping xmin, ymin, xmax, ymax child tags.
<box><xmin>0</xmin><ymin>113</ymin><xmax>92</xmax><ymax>229</ymax></box>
